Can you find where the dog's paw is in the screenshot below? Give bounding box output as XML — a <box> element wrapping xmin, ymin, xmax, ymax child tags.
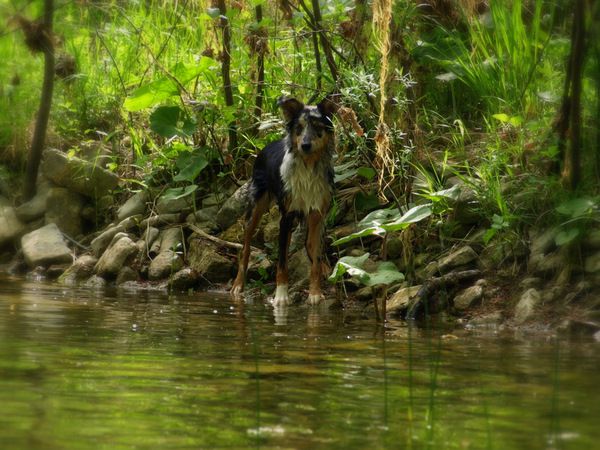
<box><xmin>271</xmin><ymin>284</ymin><xmax>290</xmax><ymax>307</ymax></box>
<box><xmin>307</xmin><ymin>293</ymin><xmax>323</xmax><ymax>306</ymax></box>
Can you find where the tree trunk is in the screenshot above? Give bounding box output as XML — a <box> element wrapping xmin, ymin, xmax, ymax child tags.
<box><xmin>561</xmin><ymin>0</ymin><xmax>586</xmax><ymax>189</ymax></box>
<box><xmin>252</xmin><ymin>4</ymin><xmax>265</xmax><ymax>135</ymax></box>
<box><xmin>218</xmin><ymin>0</ymin><xmax>238</xmax><ymax>152</ymax></box>
<box><xmin>23</xmin><ymin>0</ymin><xmax>55</xmax><ymax>201</ymax></box>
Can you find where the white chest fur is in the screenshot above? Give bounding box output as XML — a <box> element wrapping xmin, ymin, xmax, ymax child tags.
<box><xmin>280</xmin><ymin>150</ymin><xmax>331</xmax><ymax>215</ymax></box>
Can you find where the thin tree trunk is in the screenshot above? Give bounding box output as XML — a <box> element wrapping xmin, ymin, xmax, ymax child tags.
<box><xmin>218</xmin><ymin>0</ymin><xmax>238</xmax><ymax>152</ymax></box>
<box><xmin>252</xmin><ymin>4</ymin><xmax>265</xmax><ymax>135</ymax></box>
<box><xmin>562</xmin><ymin>0</ymin><xmax>586</xmax><ymax>189</ymax></box>
<box><xmin>310</xmin><ymin>0</ymin><xmax>338</xmax><ymax>84</ymax></box>
<box><xmin>23</xmin><ymin>0</ymin><xmax>55</xmax><ymax>201</ymax></box>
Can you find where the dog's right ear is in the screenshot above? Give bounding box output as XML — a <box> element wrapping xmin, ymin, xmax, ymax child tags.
<box><xmin>278</xmin><ymin>97</ymin><xmax>305</xmax><ymax>122</ymax></box>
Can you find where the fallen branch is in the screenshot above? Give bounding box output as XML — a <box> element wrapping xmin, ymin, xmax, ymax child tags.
<box><xmin>187</xmin><ymin>224</ymin><xmax>260</xmax><ymax>254</ymax></box>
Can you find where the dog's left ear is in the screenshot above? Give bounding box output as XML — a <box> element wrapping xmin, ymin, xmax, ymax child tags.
<box><xmin>317</xmin><ymin>93</ymin><xmax>341</xmax><ymax>117</ymax></box>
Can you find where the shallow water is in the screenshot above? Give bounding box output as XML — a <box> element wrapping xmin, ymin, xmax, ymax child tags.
<box><xmin>0</xmin><ymin>277</ymin><xmax>598</xmax><ymax>450</ymax></box>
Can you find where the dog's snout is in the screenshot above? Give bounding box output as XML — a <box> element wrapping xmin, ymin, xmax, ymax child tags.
<box><xmin>301</xmin><ymin>143</ymin><xmax>312</xmax><ymax>152</ymax></box>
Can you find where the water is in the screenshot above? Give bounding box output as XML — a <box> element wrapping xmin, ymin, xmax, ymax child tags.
<box><xmin>0</xmin><ymin>277</ymin><xmax>598</xmax><ymax>450</ymax></box>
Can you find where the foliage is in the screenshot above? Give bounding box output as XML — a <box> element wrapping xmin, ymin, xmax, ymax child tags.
<box><xmin>328</xmin><ymin>253</ymin><xmax>404</xmax><ymax>287</ymax></box>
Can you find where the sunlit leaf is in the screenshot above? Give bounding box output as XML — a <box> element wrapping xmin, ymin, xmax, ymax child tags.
<box><xmin>556</xmin><ymin>197</ymin><xmax>596</xmax><ymax>218</ymax></box>
<box><xmin>555</xmin><ymin>228</ymin><xmax>580</xmax><ymax>246</ymax></box>
<box><xmin>160</xmin><ymin>185</ymin><xmax>198</xmax><ymax>202</ymax></box>
<box><xmin>381</xmin><ymin>204</ymin><xmax>433</xmax><ymax>232</ymax></box>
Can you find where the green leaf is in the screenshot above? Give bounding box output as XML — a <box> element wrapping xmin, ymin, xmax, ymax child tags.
<box><xmin>358</xmin><ymin>208</ymin><xmax>401</xmax><ymax>229</ymax></box>
<box><xmin>124</xmin><ymin>78</ymin><xmax>178</xmax><ymax>111</ymax></box>
<box><xmin>160</xmin><ymin>185</ymin><xmax>198</xmax><ymax>202</ymax></box>
<box><xmin>150</xmin><ymin>106</ymin><xmax>196</xmax><ymax>138</ymax></box>
<box><xmin>173</xmin><ymin>153</ymin><xmax>209</xmax><ymax>182</ymax></box>
<box><xmin>328</xmin><ymin>253</ymin><xmax>370</xmax><ymax>283</ymax></box>
<box><xmin>363</xmin><ymin>261</ymin><xmax>405</xmax><ymax>287</ymax></box>
<box><xmin>555</xmin><ymin>228</ymin><xmax>580</xmax><ymax>246</ymax></box>
<box><xmin>381</xmin><ymin>204</ymin><xmax>433</xmax><ymax>232</ymax></box>
<box><xmin>331</xmin><ymin>226</ymin><xmax>385</xmax><ymax>246</ymax></box>
<box><xmin>357</xmin><ymin>166</ymin><xmax>376</xmax><ymax>180</ymax></box>
<box><xmin>556</xmin><ymin>197</ymin><xmax>596</xmax><ymax>218</ymax></box>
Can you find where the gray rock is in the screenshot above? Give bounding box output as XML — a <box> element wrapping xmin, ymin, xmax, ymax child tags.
<box><xmin>215</xmin><ymin>181</ymin><xmax>251</xmax><ymax>230</ymax></box>
<box><xmin>186</xmin><ymin>206</ymin><xmax>219</xmax><ymax>232</ymax></box>
<box><xmin>84</xmin><ymin>275</ymin><xmax>107</xmax><ymax>288</ymax></box>
<box><xmin>356</xmin><ymin>285</ymin><xmax>375</xmax><ymax>301</ymax></box>
<box><xmin>438</xmin><ymin>246</ymin><xmax>478</xmax><ymax>274</ymax></box>
<box><xmin>584</xmin><ymin>252</ymin><xmax>600</xmax><ymax>273</ymax></box>
<box><xmin>446</xmin><ymin>176</ymin><xmax>480</xmax><ymax>225</ymax></box>
<box><xmin>156</xmin><ymin>191</ymin><xmax>196</xmax><ymax>214</ymax></box>
<box><xmin>15</xmin><ymin>184</ymin><xmax>50</xmax><ymax>222</ymax></box>
<box><xmin>90</xmin><ymin>215</ymin><xmax>141</xmax><ymax>257</ymax></box>
<box><xmin>159</xmin><ymin>227</ymin><xmax>183</xmax><ymax>253</ymax></box>
<box><xmin>116</xmin><ymin>266</ymin><xmax>139</xmax><ymax>284</ymax></box>
<box><xmin>453</xmin><ymin>285</ymin><xmax>483</xmax><ymax>310</ymax></box>
<box><xmin>514</xmin><ymin>288</ymin><xmax>541</xmax><ymax>324</ymax></box>
<box><xmin>21</xmin><ymin>223</ymin><xmax>72</xmax><ymax>268</ymax></box>
<box><xmin>529</xmin><ymin>228</ymin><xmax>558</xmax><ymax>260</ymax></box>
<box><xmin>58</xmin><ymin>255</ymin><xmax>98</xmax><ymax>285</ymax></box>
<box><xmin>139</xmin><ymin>213</ymin><xmax>181</xmax><ymax>229</ymax></box>
<box><xmin>45</xmin><ymin>187</ymin><xmax>84</xmax><ymax>237</ymax></box>
<box><xmin>468</xmin><ymin>312</ymin><xmax>503</xmax><ymax>328</ymax></box>
<box><xmin>188</xmin><ymin>238</ymin><xmax>233</xmax><ymax>283</ymax></box>
<box><xmin>520</xmin><ymin>277</ymin><xmax>542</xmax><ymax>289</ymax></box>
<box><xmin>288</xmin><ymin>250</ymin><xmax>311</xmax><ymax>289</ymax></box>
<box><xmin>95</xmin><ymin>236</ymin><xmax>138</xmax><ymax>278</ymax></box>
<box><xmin>148</xmin><ymin>250</ymin><xmax>183</xmax><ymax>280</ymax></box>
<box><xmin>0</xmin><ymin>202</ymin><xmax>25</xmax><ymax>246</ymax></box>
<box><xmin>168</xmin><ymin>267</ymin><xmax>199</xmax><ymax>291</ymax></box>
<box><xmin>387</xmin><ymin>285</ymin><xmax>421</xmax><ymax>313</ymax></box>
<box><xmin>42</xmin><ymin>148</ymin><xmax>119</xmax><ymax>199</ymax></box>
<box><xmin>532</xmin><ymin>251</ymin><xmax>563</xmax><ymax>277</ymax></box>
<box><xmin>76</xmin><ymin>140</ymin><xmax>112</xmax><ymax>168</ymax></box>
<box><xmin>117</xmin><ymin>191</ymin><xmax>148</xmax><ymax>221</ymax></box>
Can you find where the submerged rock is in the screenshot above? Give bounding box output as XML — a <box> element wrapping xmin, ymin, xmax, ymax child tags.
<box><xmin>21</xmin><ymin>223</ymin><xmax>72</xmax><ymax>268</ymax></box>
<box><xmin>387</xmin><ymin>285</ymin><xmax>421</xmax><ymax>314</ymax></box>
<box><xmin>148</xmin><ymin>249</ymin><xmax>183</xmax><ymax>280</ymax></box>
<box><xmin>188</xmin><ymin>238</ymin><xmax>233</xmax><ymax>284</ymax></box>
<box><xmin>168</xmin><ymin>267</ymin><xmax>199</xmax><ymax>291</ymax></box>
<box><xmin>58</xmin><ymin>255</ymin><xmax>98</xmax><ymax>285</ymax></box>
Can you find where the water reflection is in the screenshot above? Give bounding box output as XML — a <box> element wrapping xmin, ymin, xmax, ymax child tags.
<box><xmin>0</xmin><ymin>278</ymin><xmax>598</xmax><ymax>450</ymax></box>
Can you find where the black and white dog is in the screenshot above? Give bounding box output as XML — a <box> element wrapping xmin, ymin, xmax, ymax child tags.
<box><xmin>231</xmin><ymin>95</ymin><xmax>339</xmax><ymax>306</ymax></box>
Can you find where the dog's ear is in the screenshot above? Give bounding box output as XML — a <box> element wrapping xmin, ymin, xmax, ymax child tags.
<box><xmin>278</xmin><ymin>97</ymin><xmax>305</xmax><ymax>122</ymax></box>
<box><xmin>317</xmin><ymin>93</ymin><xmax>341</xmax><ymax>117</ymax></box>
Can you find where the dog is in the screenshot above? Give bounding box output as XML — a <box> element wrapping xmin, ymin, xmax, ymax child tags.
<box><xmin>231</xmin><ymin>95</ymin><xmax>339</xmax><ymax>306</ymax></box>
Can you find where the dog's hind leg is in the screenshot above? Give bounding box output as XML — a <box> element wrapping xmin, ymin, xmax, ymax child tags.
<box><xmin>272</xmin><ymin>212</ymin><xmax>295</xmax><ymax>306</ymax></box>
<box><xmin>231</xmin><ymin>193</ymin><xmax>270</xmax><ymax>297</ymax></box>
<box><xmin>306</xmin><ymin>210</ymin><xmax>325</xmax><ymax>305</ymax></box>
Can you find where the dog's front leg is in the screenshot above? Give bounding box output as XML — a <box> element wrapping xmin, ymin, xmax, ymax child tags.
<box><xmin>306</xmin><ymin>210</ymin><xmax>325</xmax><ymax>305</ymax></box>
<box><xmin>272</xmin><ymin>213</ymin><xmax>294</xmax><ymax>306</ymax></box>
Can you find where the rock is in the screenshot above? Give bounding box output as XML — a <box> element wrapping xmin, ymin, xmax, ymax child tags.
<box><xmin>584</xmin><ymin>252</ymin><xmax>600</xmax><ymax>273</ymax></box>
<box><xmin>453</xmin><ymin>285</ymin><xmax>483</xmax><ymax>311</ymax></box>
<box><xmin>438</xmin><ymin>246</ymin><xmax>478</xmax><ymax>273</ymax></box>
<box><xmin>288</xmin><ymin>250</ymin><xmax>312</xmax><ymax>288</ymax></box>
<box><xmin>519</xmin><ymin>277</ymin><xmax>542</xmax><ymax>289</ymax></box>
<box><xmin>159</xmin><ymin>227</ymin><xmax>183</xmax><ymax>253</ymax></box>
<box><xmin>116</xmin><ymin>266</ymin><xmax>139</xmax><ymax>284</ymax></box>
<box><xmin>94</xmin><ymin>236</ymin><xmax>138</xmax><ymax>278</ymax></box>
<box><xmin>0</xmin><ymin>202</ymin><xmax>25</xmax><ymax>246</ymax></box>
<box><xmin>143</xmin><ymin>227</ymin><xmax>160</xmax><ymax>248</ymax></box>
<box><xmin>386</xmin><ymin>235</ymin><xmax>403</xmax><ymax>259</ymax></box>
<box><xmin>76</xmin><ymin>140</ymin><xmax>112</xmax><ymax>168</ymax></box>
<box><xmin>148</xmin><ymin>250</ymin><xmax>184</xmax><ymax>280</ymax></box>
<box><xmin>387</xmin><ymin>285</ymin><xmax>421</xmax><ymax>314</ymax></box>
<box><xmin>467</xmin><ymin>312</ymin><xmax>503</xmax><ymax>328</ymax></box>
<box><xmin>584</xmin><ymin>229</ymin><xmax>600</xmax><ymax>250</ymax></box>
<box><xmin>42</xmin><ymin>148</ymin><xmax>119</xmax><ymax>199</ymax></box>
<box><xmin>21</xmin><ymin>223</ymin><xmax>72</xmax><ymax>268</ymax></box>
<box><xmin>15</xmin><ymin>183</ymin><xmax>50</xmax><ymax>222</ymax></box>
<box><xmin>514</xmin><ymin>288</ymin><xmax>541</xmax><ymax>324</ymax></box>
<box><xmin>84</xmin><ymin>275</ymin><xmax>107</xmax><ymax>288</ymax></box>
<box><xmin>188</xmin><ymin>238</ymin><xmax>233</xmax><ymax>283</ymax></box>
<box><xmin>446</xmin><ymin>176</ymin><xmax>480</xmax><ymax>225</ymax></box>
<box><xmin>529</xmin><ymin>228</ymin><xmax>558</xmax><ymax>262</ymax></box>
<box><xmin>356</xmin><ymin>285</ymin><xmax>375</xmax><ymax>301</ymax></box>
<box><xmin>215</xmin><ymin>181</ymin><xmax>250</xmax><ymax>230</ymax></box>
<box><xmin>186</xmin><ymin>206</ymin><xmax>219</xmax><ymax>232</ymax></box>
<box><xmin>139</xmin><ymin>213</ymin><xmax>181</xmax><ymax>229</ymax></box>
<box><xmin>480</xmin><ymin>239</ymin><xmax>528</xmax><ymax>270</ymax></box>
<box><xmin>58</xmin><ymin>255</ymin><xmax>98</xmax><ymax>285</ymax></box>
<box><xmin>117</xmin><ymin>191</ymin><xmax>148</xmax><ymax>221</ymax></box>
<box><xmin>45</xmin><ymin>187</ymin><xmax>84</xmax><ymax>237</ymax></box>
<box><xmin>46</xmin><ymin>264</ymin><xmax>70</xmax><ymax>279</ymax></box>
<box><xmin>168</xmin><ymin>268</ymin><xmax>199</xmax><ymax>291</ymax></box>
<box><xmin>220</xmin><ymin>221</ymin><xmax>245</xmax><ymax>244</ymax></box>
<box><xmin>90</xmin><ymin>215</ymin><xmax>141</xmax><ymax>257</ymax></box>
<box><xmin>531</xmin><ymin>251</ymin><xmax>563</xmax><ymax>277</ymax></box>
<box><xmin>156</xmin><ymin>191</ymin><xmax>196</xmax><ymax>214</ymax></box>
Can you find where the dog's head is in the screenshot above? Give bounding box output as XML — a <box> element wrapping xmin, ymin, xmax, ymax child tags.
<box><xmin>278</xmin><ymin>95</ymin><xmax>340</xmax><ymax>164</ymax></box>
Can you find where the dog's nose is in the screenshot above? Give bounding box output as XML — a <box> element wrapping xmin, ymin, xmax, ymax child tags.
<box><xmin>301</xmin><ymin>143</ymin><xmax>312</xmax><ymax>152</ymax></box>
